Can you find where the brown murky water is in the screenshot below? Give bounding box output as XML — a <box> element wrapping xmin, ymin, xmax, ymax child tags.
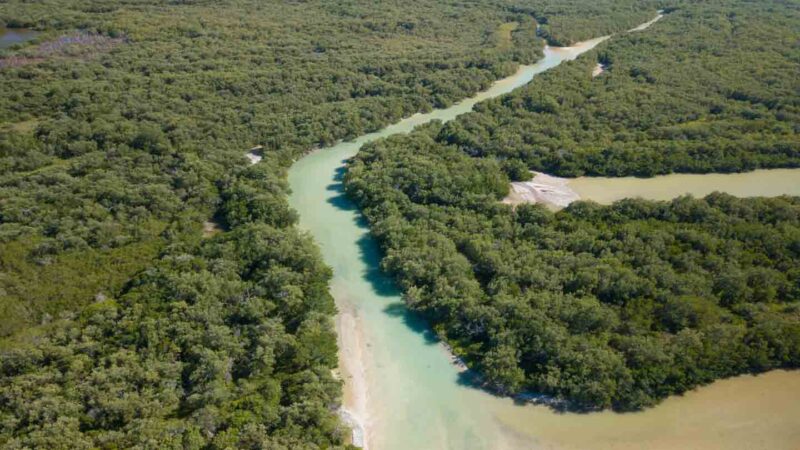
<box><xmin>492</xmin><ymin>370</ymin><xmax>800</xmax><ymax>450</ymax></box>
<box><xmin>570</xmin><ymin>169</ymin><xmax>800</xmax><ymax>204</ymax></box>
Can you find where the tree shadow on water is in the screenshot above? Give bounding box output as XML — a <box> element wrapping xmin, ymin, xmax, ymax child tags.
<box><xmin>324</xmin><ymin>163</ymin><xmax>441</xmax><ymax>346</ymax></box>
<box><xmin>455</xmin><ymin>368</ymin><xmax>592</xmax><ymax>414</ymax></box>
<box><xmin>325</xmin><ymin>169</ymin><xmax>394</xmax><ymax>297</ymax></box>
<box><xmin>326</xmin><ymin>182</ymin><xmax>359</xmax><ymax>212</ymax></box>
<box><xmin>382</xmin><ymin>302</ymin><xmax>440</xmax><ymax>345</ymax></box>
<box><xmin>325</xmin><ymin>166</ymin><xmax>355</xmax><ymax>209</ymax></box>
<box><xmin>325</xmin><ymin>166</ymin><xmax>369</xmax><ymax>228</ymax></box>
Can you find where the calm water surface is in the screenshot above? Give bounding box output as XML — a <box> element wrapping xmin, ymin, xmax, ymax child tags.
<box><xmin>570</xmin><ymin>169</ymin><xmax>800</xmax><ymax>204</ymax></box>
<box><xmin>287</xmin><ymin>14</ymin><xmax>800</xmax><ymax>450</ymax></box>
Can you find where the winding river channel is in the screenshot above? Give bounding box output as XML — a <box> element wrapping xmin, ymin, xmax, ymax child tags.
<box><xmin>287</xmin><ymin>14</ymin><xmax>800</xmax><ymax>450</ymax></box>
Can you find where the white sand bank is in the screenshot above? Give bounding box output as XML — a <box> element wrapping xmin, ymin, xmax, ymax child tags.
<box><xmin>503</xmin><ymin>172</ymin><xmax>580</xmax><ymax>208</ymax></box>
<box><xmin>335</xmin><ymin>300</ymin><xmax>370</xmax><ymax>448</ymax></box>
<box><xmin>245</xmin><ymin>151</ymin><xmax>262</xmax><ymax>165</ymax></box>
<box><xmin>628</xmin><ymin>11</ymin><xmax>664</xmax><ymax>32</ymax></box>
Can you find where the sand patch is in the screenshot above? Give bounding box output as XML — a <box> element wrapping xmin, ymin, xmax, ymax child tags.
<box><xmin>628</xmin><ymin>11</ymin><xmax>664</xmax><ymax>32</ymax></box>
<box><xmin>202</xmin><ymin>219</ymin><xmax>223</xmax><ymax>238</ymax></box>
<box><xmin>245</xmin><ymin>147</ymin><xmax>263</xmax><ymax>165</ymax></box>
<box><xmin>335</xmin><ymin>297</ymin><xmax>370</xmax><ymax>448</ymax></box>
<box><xmin>502</xmin><ymin>172</ymin><xmax>580</xmax><ymax>208</ymax></box>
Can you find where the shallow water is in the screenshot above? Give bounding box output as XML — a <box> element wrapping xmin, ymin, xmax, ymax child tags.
<box><xmin>569</xmin><ymin>169</ymin><xmax>800</xmax><ymax>204</ymax></box>
<box><xmin>0</xmin><ymin>27</ymin><xmax>37</xmax><ymax>49</ymax></box>
<box><xmin>287</xmin><ymin>14</ymin><xmax>800</xmax><ymax>450</ymax></box>
<box><xmin>491</xmin><ymin>370</ymin><xmax>800</xmax><ymax>450</ymax></box>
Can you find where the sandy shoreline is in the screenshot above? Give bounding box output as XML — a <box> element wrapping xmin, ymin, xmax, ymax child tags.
<box><xmin>281</xmin><ymin>9</ymin><xmax>800</xmax><ymax>450</ymax></box>
<box><xmin>439</xmin><ymin>341</ymin><xmax>469</xmax><ymax>372</ymax></box>
<box><xmin>502</xmin><ymin>171</ymin><xmax>581</xmax><ymax>209</ymax></box>
<box><xmin>245</xmin><ymin>150</ymin><xmax>262</xmax><ymax>165</ymax></box>
<box><xmin>333</xmin><ymin>34</ymin><xmax>629</xmax><ymax>449</ymax></box>
<box><xmin>334</xmin><ymin>295</ymin><xmax>370</xmax><ymax>448</ymax></box>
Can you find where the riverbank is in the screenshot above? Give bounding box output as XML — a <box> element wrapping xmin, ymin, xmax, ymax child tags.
<box><xmin>502</xmin><ymin>171</ymin><xmax>580</xmax><ymax>208</ymax></box>
<box><xmin>285</xmin><ymin>17</ymin><xmax>637</xmax><ymax>448</ymax></box>
<box><xmin>287</xmin><ymin>11</ymin><xmax>800</xmax><ymax>450</ymax></box>
<box><xmin>317</xmin><ymin>36</ymin><xmax>615</xmax><ymax>448</ymax></box>
<box><xmin>333</xmin><ymin>288</ymin><xmax>370</xmax><ymax>448</ymax></box>
<box><xmin>628</xmin><ymin>10</ymin><xmax>664</xmax><ymax>32</ymax></box>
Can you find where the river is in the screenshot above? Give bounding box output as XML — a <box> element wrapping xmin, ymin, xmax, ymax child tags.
<box><xmin>286</xmin><ymin>13</ymin><xmax>800</xmax><ymax>450</ymax></box>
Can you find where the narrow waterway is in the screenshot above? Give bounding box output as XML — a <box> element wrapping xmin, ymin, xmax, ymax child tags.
<box><xmin>287</xmin><ymin>13</ymin><xmax>800</xmax><ymax>450</ymax></box>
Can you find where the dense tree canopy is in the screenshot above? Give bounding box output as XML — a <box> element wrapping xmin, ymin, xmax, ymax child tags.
<box><xmin>0</xmin><ymin>0</ymin><xmax>658</xmax><ymax>334</ymax></box>
<box><xmin>0</xmin><ymin>0</ymin><xmax>546</xmax><ymax>335</ymax></box>
<box><xmin>345</xmin><ymin>123</ymin><xmax>800</xmax><ymax>410</ymax></box>
<box><xmin>343</xmin><ymin>2</ymin><xmax>800</xmax><ymax>412</ymax></box>
<box><xmin>438</xmin><ymin>1</ymin><xmax>800</xmax><ymax>177</ymax></box>
<box><xmin>0</xmin><ymin>0</ymin><xmax>666</xmax><ymax>445</ymax></box>
<box><xmin>1</xmin><ymin>224</ymin><xmax>346</xmax><ymax>448</ymax></box>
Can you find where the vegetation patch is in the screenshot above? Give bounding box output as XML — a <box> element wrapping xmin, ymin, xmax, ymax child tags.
<box><xmin>0</xmin><ymin>31</ymin><xmax>125</xmax><ymax>68</ymax></box>
<box><xmin>343</xmin><ymin>0</ymin><xmax>800</xmax><ymax>410</ymax></box>
<box><xmin>492</xmin><ymin>22</ymin><xmax>518</xmax><ymax>50</ymax></box>
<box><xmin>346</xmin><ymin>122</ymin><xmax>800</xmax><ymax>411</ymax></box>
<box><xmin>0</xmin><ymin>0</ymin><xmax>664</xmax><ymax>445</ymax></box>
<box><xmin>439</xmin><ymin>3</ymin><xmax>800</xmax><ymax>177</ymax></box>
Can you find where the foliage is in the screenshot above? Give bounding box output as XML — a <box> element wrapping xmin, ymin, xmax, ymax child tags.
<box><xmin>345</xmin><ymin>123</ymin><xmax>800</xmax><ymax>411</ymax></box>
<box><xmin>0</xmin><ymin>0</ymin><xmax>566</xmax><ymax>445</ymax></box>
<box><xmin>512</xmin><ymin>0</ymin><xmax>661</xmax><ymax>46</ymax></box>
<box><xmin>0</xmin><ymin>0</ymin><xmax>703</xmax><ymax>443</ymax></box>
<box><xmin>438</xmin><ymin>1</ymin><xmax>800</xmax><ymax>177</ymax></box>
<box><xmin>0</xmin><ymin>0</ymin><xmax>552</xmax><ymax>333</ymax></box>
<box><xmin>1</xmin><ymin>224</ymin><xmax>346</xmax><ymax>448</ymax></box>
<box><xmin>343</xmin><ymin>2</ymin><xmax>800</xmax><ymax>410</ymax></box>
